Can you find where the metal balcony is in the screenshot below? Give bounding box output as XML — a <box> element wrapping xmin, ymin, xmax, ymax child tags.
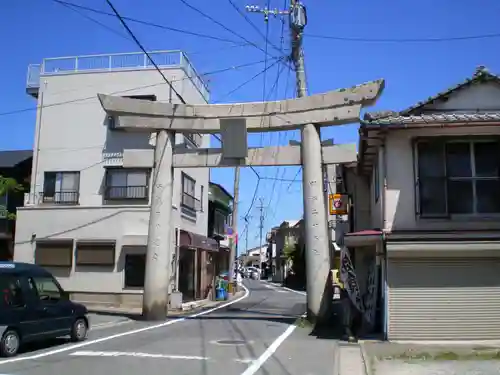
<box><xmin>26</xmin><ymin>50</ymin><xmax>209</xmax><ymax>101</ymax></box>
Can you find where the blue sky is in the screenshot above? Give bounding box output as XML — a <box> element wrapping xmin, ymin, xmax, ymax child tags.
<box><xmin>2</xmin><ymin>0</ymin><xmax>500</xmax><ymax>253</ymax></box>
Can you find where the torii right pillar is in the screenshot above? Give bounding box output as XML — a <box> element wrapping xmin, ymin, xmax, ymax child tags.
<box><xmin>301</xmin><ymin>122</ymin><xmax>331</xmax><ymax>325</ymax></box>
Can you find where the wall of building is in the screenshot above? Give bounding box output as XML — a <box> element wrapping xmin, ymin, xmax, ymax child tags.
<box><xmin>14</xmin><ymin>205</ymin><xmax>180</xmax><ymax>294</ymax></box>
<box><xmin>384</xmin><ymin>125</ymin><xmax>500</xmax><ymax>232</ymax></box>
<box><xmin>15</xmin><ymin>66</ymin><xmax>210</xmax><ymax>296</ymax></box>
<box><xmin>344</xmin><ymin>167</ymin><xmax>371</xmax><ymax>232</ymax></box>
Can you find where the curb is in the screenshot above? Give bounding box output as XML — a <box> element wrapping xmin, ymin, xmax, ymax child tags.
<box><xmin>85</xmin><ymin>291</ymin><xmax>246</xmax><ymax>319</ymax></box>
<box><xmin>359</xmin><ymin>342</ymin><xmax>372</xmax><ymax>375</ymax></box>
<box><xmin>332</xmin><ymin>341</ymin><xmax>341</xmax><ymax>375</ymax></box>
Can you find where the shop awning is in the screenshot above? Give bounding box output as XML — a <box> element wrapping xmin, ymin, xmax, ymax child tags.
<box><xmin>179</xmin><ymin>229</ymin><xmax>219</xmax><ymax>252</ymax></box>
<box><xmin>343</xmin><ymin>229</ymin><xmax>383</xmax><ymax>248</ymax></box>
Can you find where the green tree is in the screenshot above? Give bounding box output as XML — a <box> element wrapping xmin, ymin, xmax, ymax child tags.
<box><xmin>0</xmin><ymin>176</ymin><xmax>23</xmax><ymax>220</ymax></box>
<box><xmin>283</xmin><ymin>242</ymin><xmax>306</xmax><ymax>288</ymax></box>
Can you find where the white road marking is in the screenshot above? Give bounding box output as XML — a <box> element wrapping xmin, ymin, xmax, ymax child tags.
<box><xmin>264</xmin><ymin>281</ymin><xmax>306</xmax><ymax>296</ymax></box>
<box><xmin>91</xmin><ymin>320</ymin><xmax>132</xmax><ymax>330</ymax></box>
<box><xmin>72</xmin><ymin>351</ymin><xmax>257</xmax><ymax>364</ymax></box>
<box><xmin>240</xmin><ymin>313</ymin><xmax>307</xmax><ymax>375</ymax></box>
<box><xmin>234</xmin><ymin>358</ymin><xmax>256</xmax><ymax>364</ymax></box>
<box><xmin>0</xmin><ymin>284</ymin><xmax>250</xmax><ymax>365</ymax></box>
<box><xmin>70</xmin><ymin>351</ymin><xmax>210</xmax><ymax>361</ymax></box>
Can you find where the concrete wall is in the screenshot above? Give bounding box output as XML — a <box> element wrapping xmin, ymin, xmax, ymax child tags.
<box><xmin>15</xmin><ymin>66</ymin><xmax>210</xmax><ymax>296</ymax></box>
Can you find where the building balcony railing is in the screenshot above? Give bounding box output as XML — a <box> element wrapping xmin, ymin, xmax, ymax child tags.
<box><xmin>26</xmin><ymin>50</ymin><xmax>209</xmax><ymax>101</ymax></box>
<box><xmin>41</xmin><ymin>191</ymin><xmax>80</xmax><ymax>205</ymax></box>
<box><xmin>104</xmin><ymin>185</ymin><xmax>149</xmax><ymax>201</ymax></box>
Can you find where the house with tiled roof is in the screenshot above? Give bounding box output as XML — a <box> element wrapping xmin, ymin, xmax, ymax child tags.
<box><xmin>336</xmin><ymin>66</ymin><xmax>500</xmax><ymax>341</ymax></box>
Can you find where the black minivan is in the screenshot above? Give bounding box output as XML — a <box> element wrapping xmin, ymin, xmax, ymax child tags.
<box><xmin>0</xmin><ymin>262</ymin><xmax>89</xmax><ymax>357</ymax></box>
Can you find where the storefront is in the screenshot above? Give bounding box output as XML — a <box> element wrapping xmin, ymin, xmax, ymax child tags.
<box><xmin>178</xmin><ymin>230</ymin><xmax>218</xmax><ymax>302</ymax></box>
<box><xmin>386</xmin><ymin>232</ymin><xmax>500</xmax><ymax>341</ymax></box>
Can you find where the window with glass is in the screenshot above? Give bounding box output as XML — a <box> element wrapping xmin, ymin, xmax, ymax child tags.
<box><xmin>181</xmin><ymin>173</ymin><xmax>198</xmax><ymax>210</ymax></box>
<box><xmin>124</xmin><ymin>254</ymin><xmax>145</xmax><ymax>288</ymax></box>
<box><xmin>416</xmin><ymin>139</ymin><xmax>500</xmax><ymax>217</ymax></box>
<box><xmin>105</xmin><ymin>169</ymin><xmax>150</xmax><ymax>200</ymax></box>
<box><xmin>0</xmin><ymin>275</ymin><xmax>24</xmax><ymax>307</ymax></box>
<box><xmin>43</xmin><ymin>172</ymin><xmax>80</xmax><ymax>204</ymax></box>
<box><xmin>28</xmin><ymin>276</ymin><xmax>62</xmax><ymax>302</ymax></box>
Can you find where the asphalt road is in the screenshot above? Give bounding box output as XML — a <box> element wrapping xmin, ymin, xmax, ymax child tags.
<box><xmin>0</xmin><ymin>279</ymin><xmax>337</xmax><ymax>375</ymax></box>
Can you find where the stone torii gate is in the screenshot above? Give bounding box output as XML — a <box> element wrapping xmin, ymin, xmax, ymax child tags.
<box><xmin>98</xmin><ymin>78</ymin><xmax>384</xmax><ymax>321</ymax></box>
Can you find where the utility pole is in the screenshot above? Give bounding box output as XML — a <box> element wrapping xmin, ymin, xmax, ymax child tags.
<box><xmin>244</xmin><ymin>216</ymin><xmax>251</xmax><ymax>254</ymax></box>
<box><xmin>228</xmin><ymin>166</ymin><xmax>240</xmax><ymax>285</ymax></box>
<box><xmin>247</xmin><ymin>1</ymin><xmax>332</xmax><ymax>323</ymax></box>
<box><xmin>256</xmin><ymin>198</ymin><xmax>266</xmax><ymax>270</ymax></box>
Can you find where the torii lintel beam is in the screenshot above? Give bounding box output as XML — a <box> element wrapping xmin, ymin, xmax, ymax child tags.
<box><xmin>169</xmin><ymin>144</ymin><xmax>357</xmax><ymax>168</ymax></box>
<box><xmin>97</xmin><ymin>79</ymin><xmax>384</xmax><ymax>132</ymax></box>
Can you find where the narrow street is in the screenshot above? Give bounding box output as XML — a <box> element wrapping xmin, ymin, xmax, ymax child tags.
<box><xmin>0</xmin><ymin>280</ymin><xmax>337</xmax><ymax>375</ymax></box>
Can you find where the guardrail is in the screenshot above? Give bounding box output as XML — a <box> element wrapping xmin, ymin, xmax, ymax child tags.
<box><xmin>26</xmin><ymin>51</ymin><xmax>209</xmax><ymax>100</ymax></box>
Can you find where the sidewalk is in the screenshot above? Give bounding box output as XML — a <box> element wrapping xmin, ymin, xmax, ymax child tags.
<box><xmin>335</xmin><ymin>343</ymin><xmax>368</xmax><ymax>375</ymax></box>
<box><xmin>81</xmin><ymin>290</ymin><xmax>245</xmax><ymax>319</ymax></box>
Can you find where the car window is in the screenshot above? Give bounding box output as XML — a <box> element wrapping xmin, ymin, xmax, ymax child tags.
<box><xmin>0</xmin><ymin>275</ymin><xmax>24</xmax><ymax>308</ymax></box>
<box><xmin>28</xmin><ymin>276</ymin><xmax>61</xmax><ymax>302</ymax></box>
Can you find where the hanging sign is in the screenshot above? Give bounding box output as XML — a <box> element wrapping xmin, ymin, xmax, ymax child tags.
<box><xmin>329</xmin><ymin>193</ymin><xmax>348</xmax><ymax>215</ymax></box>
<box><xmin>339</xmin><ymin>246</ymin><xmax>364</xmax><ymax>313</ymax></box>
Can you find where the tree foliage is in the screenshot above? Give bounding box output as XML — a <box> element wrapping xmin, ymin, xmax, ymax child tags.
<box><xmin>0</xmin><ymin>175</ymin><xmax>23</xmax><ymax>220</ymax></box>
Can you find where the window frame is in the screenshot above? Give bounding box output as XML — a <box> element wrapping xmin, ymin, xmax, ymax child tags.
<box><xmin>75</xmin><ymin>241</ymin><xmax>116</xmax><ymax>267</ymax></box>
<box><xmin>35</xmin><ymin>240</ymin><xmax>74</xmax><ymax>268</ymax></box>
<box><xmin>28</xmin><ymin>275</ymin><xmax>63</xmax><ymax>303</ymax></box>
<box><xmin>42</xmin><ymin>171</ymin><xmax>80</xmax><ymax>204</ymax></box>
<box><xmin>373</xmin><ymin>160</ymin><xmax>380</xmax><ymax>203</ymax></box>
<box><xmin>181</xmin><ymin>173</ymin><xmax>198</xmax><ymax>211</ymax></box>
<box><xmin>104</xmin><ymin>168</ymin><xmax>151</xmax><ymax>201</ymax></box>
<box><xmin>414</xmin><ymin>137</ymin><xmax>500</xmax><ymax>218</ymax></box>
<box><xmin>124</xmin><ymin>253</ymin><xmax>146</xmax><ymax>289</ymax></box>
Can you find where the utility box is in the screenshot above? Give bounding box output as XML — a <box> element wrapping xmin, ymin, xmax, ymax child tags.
<box><xmin>169</xmin><ymin>291</ymin><xmax>183</xmax><ymax>310</ymax></box>
<box><xmin>220</xmin><ymin>118</ymin><xmax>248</xmax><ymax>159</ymax></box>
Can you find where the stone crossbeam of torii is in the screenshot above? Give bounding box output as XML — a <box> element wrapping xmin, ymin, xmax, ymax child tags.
<box><xmin>97</xmin><ymin>78</ymin><xmax>384</xmax><ymax>321</ymax></box>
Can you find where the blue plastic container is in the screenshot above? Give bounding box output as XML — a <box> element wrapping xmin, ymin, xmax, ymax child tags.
<box><xmin>215</xmin><ymin>287</ymin><xmax>225</xmax><ymax>301</ymax></box>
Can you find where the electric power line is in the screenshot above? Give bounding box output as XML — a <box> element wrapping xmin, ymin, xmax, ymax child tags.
<box><xmin>178</xmin><ymin>0</ymin><xmax>291</xmax><ymax>68</ymax></box>
<box><xmin>55</xmin><ymin>0</ymin><xmax>132</xmax><ymax>42</ymax></box>
<box><xmin>226</xmin><ymin>0</ymin><xmax>282</xmax><ymax>55</ymax></box>
<box><xmin>0</xmin><ymin>58</ymin><xmax>273</xmax><ymax>118</ymax></box>
<box><xmin>53</xmin><ymin>0</ymin><xmax>243</xmax><ymax>45</ymax></box>
<box><xmin>305</xmin><ymin>32</ymin><xmax>500</xmax><ymax>43</ymax></box>
<box><xmin>213</xmin><ymin>57</ymin><xmax>285</xmax><ymax>103</ymax></box>
<box><xmin>104</xmin><ymin>0</ymin><xmax>185</xmax><ymax>104</ymax></box>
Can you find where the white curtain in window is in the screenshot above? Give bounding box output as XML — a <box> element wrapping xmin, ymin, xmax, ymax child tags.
<box><xmin>183</xmin><ymin>175</ymin><xmax>195</xmax><ymax>195</ymax></box>
<box><xmin>127</xmin><ymin>172</ymin><xmax>147</xmax><ymax>186</ymax></box>
<box><xmin>61</xmin><ymin>173</ymin><xmax>79</xmax><ymax>191</ymax></box>
<box><xmin>110</xmin><ymin>171</ymin><xmax>127</xmax><ymax>187</ymax></box>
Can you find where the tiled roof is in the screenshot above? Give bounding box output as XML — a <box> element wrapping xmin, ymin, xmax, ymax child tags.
<box><xmin>0</xmin><ymin>150</ymin><xmax>32</xmax><ymax>168</ymax></box>
<box><xmin>400</xmin><ymin>66</ymin><xmax>500</xmax><ymax>115</ymax></box>
<box><xmin>363</xmin><ymin>112</ymin><xmax>500</xmax><ymax>126</ymax></box>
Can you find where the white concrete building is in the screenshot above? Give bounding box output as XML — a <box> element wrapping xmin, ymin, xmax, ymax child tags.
<box><xmin>15</xmin><ymin>51</ymin><xmax>214</xmax><ymax>306</ymax></box>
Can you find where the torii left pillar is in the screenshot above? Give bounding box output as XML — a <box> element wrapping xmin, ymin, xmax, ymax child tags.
<box><xmin>143</xmin><ymin>130</ymin><xmax>175</xmax><ymax>320</ymax></box>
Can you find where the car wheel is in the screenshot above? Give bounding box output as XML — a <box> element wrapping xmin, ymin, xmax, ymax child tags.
<box><xmin>0</xmin><ymin>329</ymin><xmax>20</xmax><ymax>357</ymax></box>
<box><xmin>70</xmin><ymin>318</ymin><xmax>88</xmax><ymax>342</ymax></box>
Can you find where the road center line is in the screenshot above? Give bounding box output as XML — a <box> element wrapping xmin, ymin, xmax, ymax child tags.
<box><xmin>0</xmin><ymin>285</ymin><xmax>250</xmax><ymax>365</ymax></box>
<box><xmin>240</xmin><ymin>313</ymin><xmax>306</xmax><ymax>375</ymax></box>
